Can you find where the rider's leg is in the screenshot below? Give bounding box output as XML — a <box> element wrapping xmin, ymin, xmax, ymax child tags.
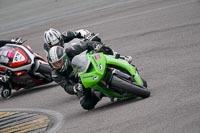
<box><xmin>79</xmin><ymin>89</ymin><xmax>102</xmax><ymax>110</ymax></box>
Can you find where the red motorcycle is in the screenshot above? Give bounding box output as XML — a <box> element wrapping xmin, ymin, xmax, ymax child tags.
<box><xmin>0</xmin><ymin>41</ymin><xmax>53</xmax><ymax>99</ymax></box>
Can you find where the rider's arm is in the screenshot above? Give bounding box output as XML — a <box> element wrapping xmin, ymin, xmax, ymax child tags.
<box><xmin>74</xmin><ymin>29</ymin><xmax>102</xmax><ymax>42</ymax></box>
<box><xmin>62</xmin><ymin>29</ymin><xmax>101</xmax><ymax>43</ymax></box>
<box><xmin>51</xmin><ymin>70</ymin><xmax>76</xmax><ymax>95</ymax></box>
<box><xmin>65</xmin><ymin>40</ymin><xmax>102</xmax><ymax>58</ymax></box>
<box><xmin>61</xmin><ymin>29</ymin><xmax>87</xmax><ymax>43</ymax></box>
<box><xmin>61</xmin><ymin>31</ymin><xmax>78</xmax><ymax>43</ymax></box>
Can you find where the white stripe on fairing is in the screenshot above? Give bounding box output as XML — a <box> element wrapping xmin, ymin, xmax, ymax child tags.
<box><xmin>0</xmin><ymin>44</ymin><xmax>35</xmax><ymax>71</ymax></box>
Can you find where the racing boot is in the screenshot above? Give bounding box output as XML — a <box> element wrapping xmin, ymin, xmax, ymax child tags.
<box><xmin>93</xmin><ymin>90</ymin><xmax>104</xmax><ymax>100</ymax></box>
<box><xmin>80</xmin><ymin>90</ymin><xmax>102</xmax><ymax>110</ymax></box>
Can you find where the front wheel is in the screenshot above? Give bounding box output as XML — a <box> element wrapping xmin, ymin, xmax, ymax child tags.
<box><xmin>110</xmin><ymin>76</ymin><xmax>150</xmax><ymax>98</ymax></box>
<box><xmin>0</xmin><ymin>86</ymin><xmax>12</xmax><ymax>99</ymax></box>
<box><xmin>141</xmin><ymin>78</ymin><xmax>147</xmax><ymax>88</ymax></box>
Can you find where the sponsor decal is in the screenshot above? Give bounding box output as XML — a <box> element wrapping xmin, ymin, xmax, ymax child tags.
<box><xmin>13</xmin><ymin>52</ymin><xmax>25</xmax><ymax>63</ymax></box>
<box><xmin>93</xmin><ymin>75</ymin><xmax>98</xmax><ymax>80</ymax></box>
<box><xmin>99</xmin><ymin>64</ymin><xmax>103</xmax><ymax>70</ymax></box>
<box><xmin>94</xmin><ymin>54</ymin><xmax>100</xmax><ymax>60</ymax></box>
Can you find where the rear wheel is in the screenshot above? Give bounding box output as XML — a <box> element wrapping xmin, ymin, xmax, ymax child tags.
<box><xmin>110</xmin><ymin>76</ymin><xmax>150</xmax><ymax>98</ymax></box>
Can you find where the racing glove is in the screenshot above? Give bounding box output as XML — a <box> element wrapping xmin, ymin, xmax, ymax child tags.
<box><xmin>11</xmin><ymin>37</ymin><xmax>23</xmax><ymax>44</ymax></box>
<box><xmin>75</xmin><ymin>29</ymin><xmax>91</xmax><ymax>38</ymax></box>
<box><xmin>93</xmin><ymin>43</ymin><xmax>104</xmax><ymax>52</ymax></box>
<box><xmin>73</xmin><ymin>83</ymin><xmax>84</xmax><ymax>98</ymax></box>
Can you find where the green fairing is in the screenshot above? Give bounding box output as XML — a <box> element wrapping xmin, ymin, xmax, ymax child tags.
<box><xmin>105</xmin><ymin>55</ymin><xmax>143</xmax><ymax>86</ymax></box>
<box><xmin>79</xmin><ymin>52</ymin><xmax>106</xmax><ymax>88</ymax></box>
<box><xmin>74</xmin><ymin>52</ymin><xmax>143</xmax><ymax>99</ymax></box>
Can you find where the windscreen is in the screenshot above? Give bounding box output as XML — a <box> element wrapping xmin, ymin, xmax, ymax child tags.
<box><xmin>71</xmin><ymin>50</ymin><xmax>90</xmax><ymax>76</ymax></box>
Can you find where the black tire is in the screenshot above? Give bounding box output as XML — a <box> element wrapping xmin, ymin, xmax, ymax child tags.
<box><xmin>141</xmin><ymin>78</ymin><xmax>147</xmax><ymax>88</ymax></box>
<box><xmin>110</xmin><ymin>76</ymin><xmax>150</xmax><ymax>98</ymax></box>
<box><xmin>1</xmin><ymin>86</ymin><xmax>12</xmax><ymax>99</ymax></box>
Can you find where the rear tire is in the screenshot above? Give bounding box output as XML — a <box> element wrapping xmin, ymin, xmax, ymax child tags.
<box><xmin>110</xmin><ymin>76</ymin><xmax>150</xmax><ymax>98</ymax></box>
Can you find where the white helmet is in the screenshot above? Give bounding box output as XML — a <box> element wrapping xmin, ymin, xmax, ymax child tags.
<box><xmin>44</xmin><ymin>28</ymin><xmax>64</xmax><ymax>48</ymax></box>
<box><xmin>48</xmin><ymin>46</ymin><xmax>68</xmax><ymax>69</ymax></box>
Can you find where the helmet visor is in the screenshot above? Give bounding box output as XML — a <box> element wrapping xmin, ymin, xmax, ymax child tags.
<box><xmin>51</xmin><ymin>59</ymin><xmax>64</xmax><ymax>69</ymax></box>
<box><xmin>49</xmin><ymin>55</ymin><xmax>65</xmax><ymax>69</ymax></box>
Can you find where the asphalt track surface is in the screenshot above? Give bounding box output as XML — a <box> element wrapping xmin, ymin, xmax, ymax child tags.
<box><xmin>0</xmin><ymin>0</ymin><xmax>200</xmax><ymax>132</ymax></box>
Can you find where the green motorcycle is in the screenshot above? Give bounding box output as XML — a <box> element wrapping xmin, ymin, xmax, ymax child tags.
<box><xmin>71</xmin><ymin>50</ymin><xmax>150</xmax><ymax>101</ymax></box>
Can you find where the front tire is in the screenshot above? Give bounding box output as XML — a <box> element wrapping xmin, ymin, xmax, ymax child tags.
<box><xmin>110</xmin><ymin>76</ymin><xmax>150</xmax><ymax>98</ymax></box>
<box><xmin>142</xmin><ymin>78</ymin><xmax>147</xmax><ymax>88</ymax></box>
<box><xmin>0</xmin><ymin>86</ymin><xmax>12</xmax><ymax>99</ymax></box>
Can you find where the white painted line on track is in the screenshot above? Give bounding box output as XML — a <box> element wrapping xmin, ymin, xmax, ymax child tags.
<box><xmin>89</xmin><ymin>0</ymin><xmax>198</xmax><ymax>26</ymax></box>
<box><xmin>0</xmin><ymin>108</ymin><xmax>64</xmax><ymax>133</ymax></box>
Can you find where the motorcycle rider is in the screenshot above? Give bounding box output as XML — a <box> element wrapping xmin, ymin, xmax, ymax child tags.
<box><xmin>44</xmin><ymin>28</ymin><xmax>101</xmax><ymax>53</ymax></box>
<box><xmin>43</xmin><ymin>28</ymin><xmax>132</xmax><ymax>62</ymax></box>
<box><xmin>43</xmin><ymin>28</ymin><xmax>133</xmax><ymax>96</ymax></box>
<box><xmin>48</xmin><ymin>45</ymin><xmax>105</xmax><ymax>110</ymax></box>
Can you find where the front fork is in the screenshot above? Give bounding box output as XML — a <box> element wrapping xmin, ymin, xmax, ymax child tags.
<box><xmin>111</xmin><ymin>69</ymin><xmax>134</xmax><ymax>82</ymax></box>
<box><xmin>107</xmin><ymin>67</ymin><xmax>143</xmax><ymax>86</ymax></box>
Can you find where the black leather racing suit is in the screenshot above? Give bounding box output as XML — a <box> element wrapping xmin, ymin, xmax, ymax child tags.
<box><xmin>51</xmin><ymin>40</ymin><xmax>103</xmax><ymax>110</ymax></box>
<box><xmin>43</xmin><ymin>31</ymin><xmax>102</xmax><ymax>52</ymax></box>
